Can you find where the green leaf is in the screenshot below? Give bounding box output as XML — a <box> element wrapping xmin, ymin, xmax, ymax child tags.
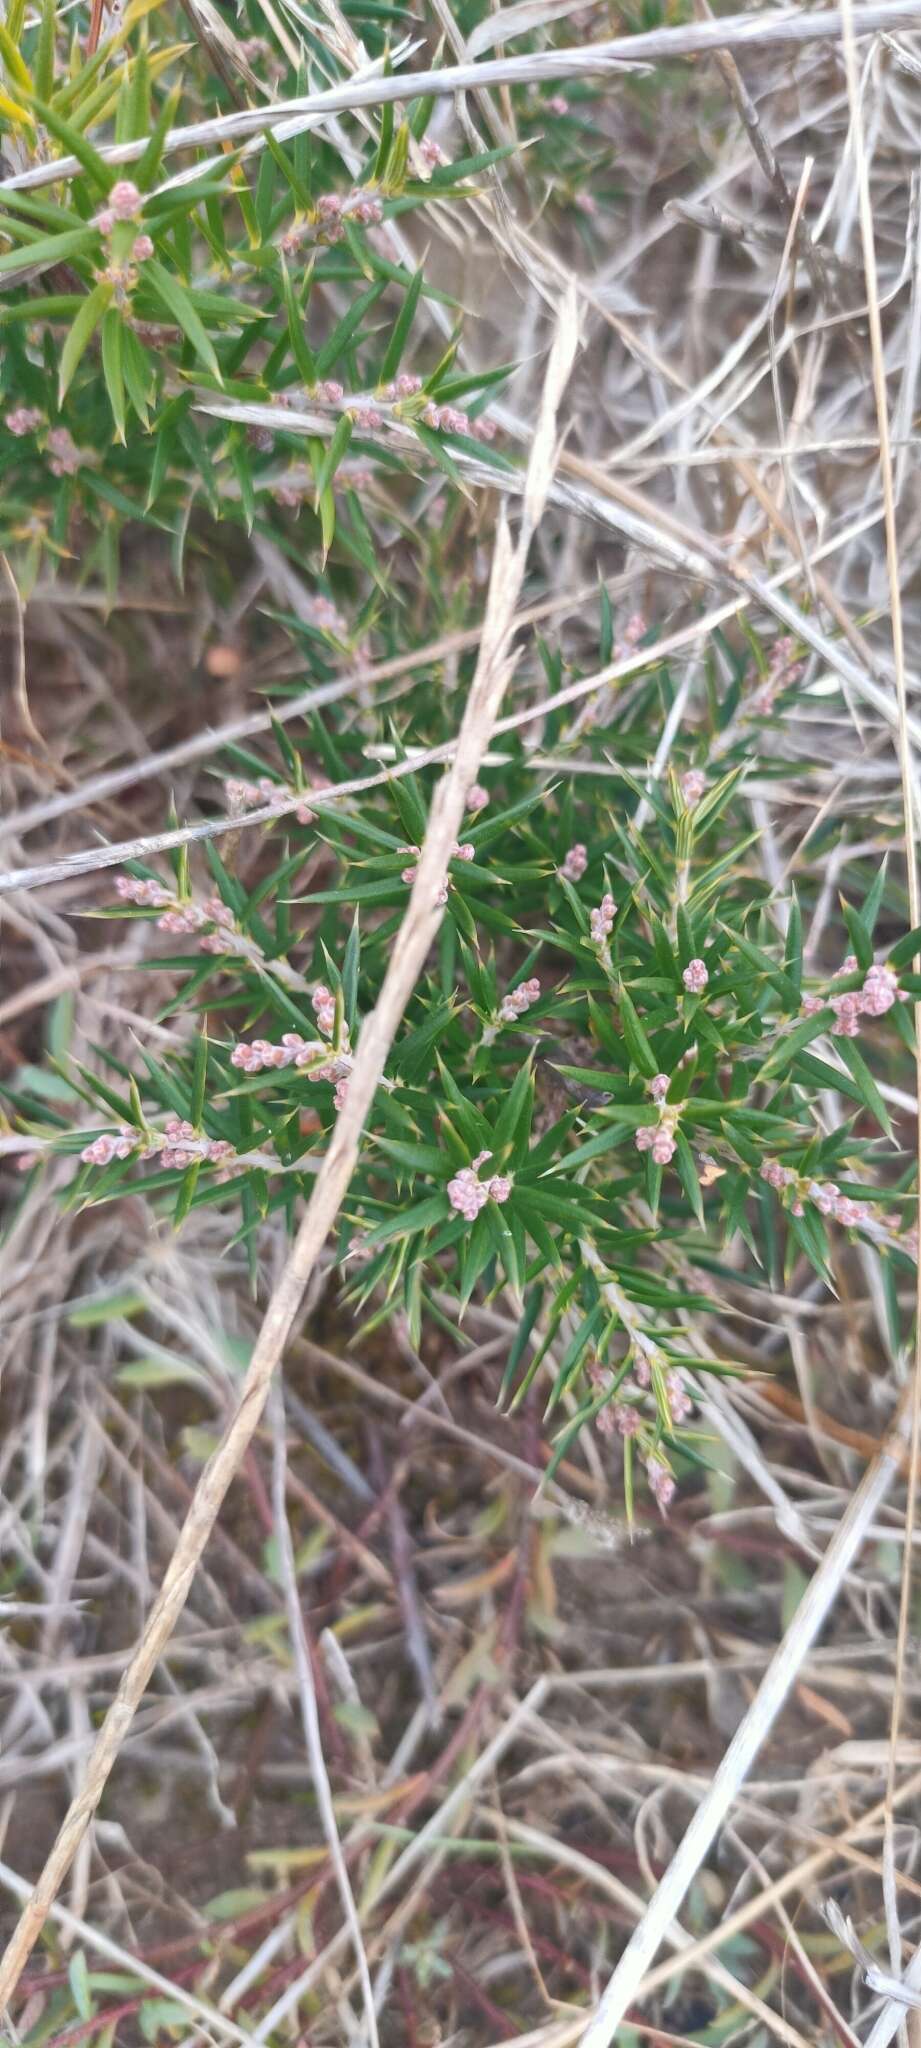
<box><xmin>190</xmin><ymin>1029</ymin><xmax>208</xmax><ymax>1127</ymax></box>
<box><xmin>100</xmin><ymin>306</ymin><xmax>127</xmax><ymax>439</ymax></box>
<box><xmin>363</xmin><ymin>1193</ymin><xmax>450</xmax><ymax>1245</ymax></box>
<box><xmin>115</xmin><ymin>1355</ymin><xmax>211</xmax><ymax>1392</ymax></box>
<box><xmin>545</xmin><ymin>1300</ymin><xmax>606</xmax><ymax>1415</ymax></box>
<box><xmin>0</xmin><ymin>223</ymin><xmax>96</xmax><ymax>278</ymax></box>
<box><xmin>377</xmin><ymin>263</ymin><xmax>423</xmax><ymax>387</ymax></box>
<box><xmin>617</xmin><ymin>987</ymin><xmax>658</xmax><ymax>1077</ymax></box>
<box><xmin>29</xmin><ymin>90</ymin><xmax>114</xmax><ymax>190</ymax></box>
<box><xmin>68</xmin><ymin>1290</ymin><xmax>146</xmax><ymax>1327</ymax></box>
<box><xmin>674</xmin><ymin>1129</ymin><xmax>704</xmax><ymax>1224</ymax></box>
<box><xmin>313</xmin><ymin>409</ymin><xmax>353</xmax><ymax>504</ymax></box>
<box><xmin>784</xmin><ymin>891</ymin><xmax>802</xmax><ymax>997</ymax></box>
<box><xmin>759</xmin><ymin>1008</ymin><xmax>829</xmax><ymax>1080</ymax></box>
<box><xmin>0</xmin><ymin>18</ymin><xmax>33</xmax><ymax>93</ymax></box>
<box><xmin>492</xmin><ymin>1059</ymin><xmax>534</xmax><ymax>1157</ymax></box>
<box><xmin>68</xmin><ymin>1952</ymin><xmax>93</xmax><ymax>2023</ymax></box>
<box><xmin>280</xmin><ymin>254</ymin><xmax>316</xmax><ymax>386</ymax></box>
<box><xmin>145</xmin><ymin>257</ymin><xmax>221</xmax><ymax>376</ymax></box>
<box><xmin>834</xmin><ymin>1037</ymin><xmax>893</xmax><ymax>1138</ymax></box>
<box><xmin>315</xmin><ymin>279</ymin><xmax>386</xmax><ymax>377</ymax></box>
<box><xmin>34</xmin><ymin>0</ymin><xmax>56</xmax><ymax>102</ymax></box>
<box><xmin>498</xmin><ymin>1285</ymin><xmax>543</xmax><ymax>1407</ymax></box>
<box><xmin>888</xmin><ymin>925</ymin><xmax>921</xmax><ymax>972</ymax></box>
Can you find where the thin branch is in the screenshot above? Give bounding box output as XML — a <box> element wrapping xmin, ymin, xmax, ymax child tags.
<box><xmin>268</xmin><ymin>1379</ymin><xmax>378</xmax><ymax>2048</ymax></box>
<box><xmin>1</xmin><ymin>4</ymin><xmax>917</xmax><ymax>194</ymax></box>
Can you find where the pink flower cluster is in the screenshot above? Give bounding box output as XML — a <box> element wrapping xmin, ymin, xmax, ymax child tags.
<box><xmin>224</xmin><ymin>775</ymin><xmax>317</xmax><ymax>825</ymax></box>
<box><xmin>93</xmin><ymin>182</ymin><xmax>152</xmax><ymax>277</ymax></box>
<box><xmin>646</xmin><ymin>1458</ymin><xmax>676</xmax><ymax>1514</ymax></box>
<box><xmin>114</xmin><ymin>875</ymin><xmax>238</xmax><ymax>954</ymax></box>
<box><xmin>384</xmin><ymin>373</ymin><xmax>422</xmax><ymax>400</ymax></box>
<box><xmin>666</xmin><ymin>1369</ymin><xmax>693</xmax><ymax>1423</ymax></box>
<box><xmin>636</xmin><ymin>1073</ymin><xmax>679</xmax><ymax>1165</ymax></box>
<box><xmin>802</xmin><ymin>958</ymin><xmax>903</xmax><ymax>1038</ymax></box>
<box><xmin>498</xmin><ymin>976</ymin><xmax>540</xmax><ymax>1024</ymax></box>
<box><xmin>231</xmin><ymin>1030</ymin><xmax>351</xmax><ymax>1103</ymax></box>
<box><xmin>752</xmin><ymin>635</ymin><xmax>803</xmax><ymax>716</ymax></box>
<box><xmin>81</xmin><ymin>1125</ymin><xmax>136</xmax><ymax>1167</ymax></box>
<box><xmin>5</xmin><ymin>406</ymin><xmax>43</xmax><ymax>436</ymax></box>
<box><xmin>233</xmin><ymin>985</ymin><xmax>351</xmax><ymax>1104</ymax></box>
<box><xmin>466</xmin><ymin>784</ymin><xmax>489</xmax><ymax>814</ymax></box>
<box><xmin>48</xmin><ymin>427</ymin><xmax>82</xmax><ymax>476</ymax></box>
<box><xmin>115</xmin><ymin>875</ymin><xmax>174</xmax><ymax>909</ymax></box>
<box><xmin>351</xmin><ymin>405</ymin><xmax>383</xmax><ymax>431</ymax></box>
<box><xmin>446</xmin><ymin>1150</ymin><xmax>512</xmax><ymax>1220</ymax></box>
<box><xmin>312</xmin><ymin>982</ymin><xmax>336</xmax><ymax>1036</ymax></box>
<box><xmin>613</xmin><ymin>613</ymin><xmax>646</xmax><ymax>663</ymax></box>
<box><xmin>419</xmin><ymin>402</ymin><xmax>495</xmax><ymax>441</ymax></box>
<box><xmin>81</xmin><ymin>1116</ymin><xmax>236</xmax><ymax>1176</ymax></box>
<box><xmin>314</xmin><ymin>379</ymin><xmax>344</xmax><ymax>402</ymax></box>
<box><xmin>307</xmin><ymin>595</ymin><xmax>347</xmax><ymax>635</ymax></box>
<box><xmin>286</xmin><ymin>190</ymin><xmax>382</xmax><ymax>248</ymax></box>
<box><xmin>558</xmin><ymin>843</ymin><xmax>587</xmax><ymax>883</ymax></box>
<box><xmin>590</xmin><ymin>893</ymin><xmax>615</xmax><ymax>943</ymax></box>
<box><xmin>96</xmin><ymin>179</ymin><xmax>143</xmax><ymax>228</ymax></box>
<box><xmin>682</xmin><ymin>958</ymin><xmax>708</xmax><ymax>994</ymax></box>
<box><xmin>681</xmin><ymin>768</ymin><xmax>707</xmax><ymax>806</ymax></box>
<box><xmin>418</xmin><ymin>136</ymin><xmax>446</xmax><ymax>167</ymax></box>
<box><xmin>761</xmin><ymin>1157</ymin><xmax>886</xmax><ymax>1234</ymax></box>
<box><xmin>400</xmin><ymin>841</ymin><xmax>474</xmax><ymax>900</ymax></box>
<box><xmin>636</xmin><ymin>1121</ymin><xmax>676</xmax><ymax>1166</ymax></box>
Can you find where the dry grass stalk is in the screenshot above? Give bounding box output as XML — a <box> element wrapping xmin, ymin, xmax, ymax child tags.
<box><xmin>0</xmin><ymin>283</ymin><xmax>580</xmax><ymax>2015</ymax></box>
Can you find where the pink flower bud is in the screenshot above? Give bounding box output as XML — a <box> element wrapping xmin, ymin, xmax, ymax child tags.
<box><xmin>132</xmin><ymin>233</ymin><xmax>154</xmax><ymax>261</ymax></box>
<box><xmin>498</xmin><ymin>975</ymin><xmax>540</xmax><ymax>1024</ymax></box>
<box><xmin>109</xmin><ymin>179</ymin><xmax>142</xmax><ymax>219</ymax></box>
<box><xmin>646</xmin><ymin>1458</ymin><xmax>676</xmax><ymax>1514</ymax></box>
<box><xmin>590</xmin><ymin>893</ymin><xmax>615</xmax><ymax>944</ymax></box>
<box><xmin>466</xmin><ymin>784</ymin><xmax>489</xmax><ymax>814</ymax></box>
<box><xmin>682</xmin><ymin>958</ymin><xmax>708</xmax><ymax>994</ymax></box>
<box><xmin>5</xmin><ymin>406</ymin><xmax>42</xmax><ymax>436</ymax></box>
<box><xmin>558</xmin><ymin>843</ymin><xmax>587</xmax><ymax>883</ymax></box>
<box><xmin>681</xmin><ymin>768</ymin><xmax>707</xmax><ymax>806</ymax></box>
<box><xmin>312</xmin><ymin>984</ymin><xmax>336</xmax><ymax>1037</ymax></box>
<box><xmin>649</xmin><ymin>1073</ymin><xmax>670</xmax><ymax>1101</ymax></box>
<box><xmin>830</xmin><ymin>991</ymin><xmax>862</xmax><ymax>1038</ymax></box>
<box><xmin>666</xmin><ymin>1370</ymin><xmax>692</xmax><ymax>1423</ymax></box>
<box><xmin>446</xmin><ymin>1165</ymin><xmax>490</xmax><ymax>1221</ymax></box>
<box><xmin>47</xmin><ymin>427</ymin><xmax>81</xmax><ymax>476</ymax></box>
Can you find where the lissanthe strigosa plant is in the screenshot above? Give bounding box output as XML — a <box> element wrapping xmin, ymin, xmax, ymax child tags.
<box><xmin>8</xmin><ymin>622</ymin><xmax>919</xmax><ymax>1520</ymax></box>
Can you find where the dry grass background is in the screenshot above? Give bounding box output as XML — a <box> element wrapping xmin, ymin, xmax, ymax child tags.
<box><xmin>4</xmin><ymin>4</ymin><xmax>921</xmax><ymax>2043</ymax></box>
